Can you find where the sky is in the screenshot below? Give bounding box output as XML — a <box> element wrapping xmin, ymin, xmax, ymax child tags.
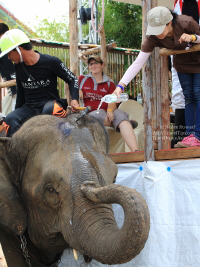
<box><xmin>0</xmin><ymin>0</ymin><xmax>70</xmax><ymax>30</ymax></box>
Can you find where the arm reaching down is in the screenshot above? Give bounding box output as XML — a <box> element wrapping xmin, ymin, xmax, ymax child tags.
<box><xmin>114</xmin><ymin>51</ymin><xmax>151</xmax><ymax>96</ymax></box>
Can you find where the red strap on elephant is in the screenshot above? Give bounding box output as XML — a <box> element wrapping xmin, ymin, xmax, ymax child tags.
<box><xmin>52</xmin><ymin>101</ymin><xmax>67</xmax><ymax>118</ymax></box>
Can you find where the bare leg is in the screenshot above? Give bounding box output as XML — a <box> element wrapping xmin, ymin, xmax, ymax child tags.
<box><xmin>103</xmin><ymin>117</ymin><xmax>138</xmax><ymax>152</ymax></box>
<box><xmin>118</xmin><ymin>121</ymin><xmax>138</xmax><ymax>152</ymax></box>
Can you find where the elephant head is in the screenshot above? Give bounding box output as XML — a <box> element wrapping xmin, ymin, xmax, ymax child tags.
<box><xmin>0</xmin><ymin>114</ymin><xmax>150</xmax><ymax>266</ymax></box>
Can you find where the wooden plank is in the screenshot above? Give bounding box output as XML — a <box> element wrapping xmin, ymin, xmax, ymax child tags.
<box><xmin>161</xmin><ymin>56</ymin><xmax>171</xmax><ymax>149</ymax></box>
<box><xmin>109</xmin><ymin>151</ymin><xmax>145</xmax><ymax>164</ymax></box>
<box><xmin>155</xmin><ymin>147</ymin><xmax>200</xmax><ymax>161</ymax></box>
<box><xmin>79</xmin><ymin>43</ymin><xmax>116</xmax><ymax>57</ymax></box>
<box><xmin>109</xmin><ymin>148</ymin><xmax>200</xmax><ymax>164</ymax></box>
<box><xmin>0</xmin><ymin>80</ymin><xmax>16</xmax><ymax>89</ymax></box>
<box><xmin>160</xmin><ymin>44</ymin><xmax>200</xmax><ymax>56</ymax></box>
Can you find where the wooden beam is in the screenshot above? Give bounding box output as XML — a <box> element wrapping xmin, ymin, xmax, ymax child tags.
<box><xmin>161</xmin><ymin>56</ymin><xmax>171</xmax><ymax>149</ymax></box>
<box><xmin>155</xmin><ymin>147</ymin><xmax>200</xmax><ymax>161</ymax></box>
<box><xmin>155</xmin><ymin>47</ymin><xmax>162</xmax><ymax>150</ymax></box>
<box><xmin>0</xmin><ymin>80</ymin><xmax>16</xmax><ymax>89</ymax></box>
<box><xmin>79</xmin><ymin>43</ymin><xmax>116</xmax><ymax>57</ymax></box>
<box><xmin>160</xmin><ymin>44</ymin><xmax>200</xmax><ymax>56</ymax></box>
<box><xmin>69</xmin><ymin>0</ymin><xmax>78</xmax><ymax>77</ymax></box>
<box><xmin>100</xmin><ymin>26</ymin><xmax>107</xmax><ymax>73</ymax></box>
<box><xmin>109</xmin><ymin>151</ymin><xmax>145</xmax><ymax>164</ymax></box>
<box><xmin>109</xmin><ymin>148</ymin><xmax>200</xmax><ymax>164</ymax></box>
<box><xmin>78</xmin><ymin>53</ymin><xmax>88</xmax><ymax>65</ymax></box>
<box><xmin>142</xmin><ymin>0</ymin><xmax>158</xmax><ymax>161</ymax></box>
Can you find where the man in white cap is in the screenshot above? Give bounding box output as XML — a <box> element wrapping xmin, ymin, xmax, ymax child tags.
<box><xmin>113</xmin><ymin>6</ymin><xmax>200</xmax><ymax>148</ymax></box>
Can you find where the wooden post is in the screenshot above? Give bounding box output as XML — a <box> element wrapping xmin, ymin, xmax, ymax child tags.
<box><xmin>142</xmin><ymin>0</ymin><xmax>157</xmax><ymax>161</ymax></box>
<box><xmin>0</xmin><ymin>243</ymin><xmax>8</xmax><ymax>267</ymax></box>
<box><xmin>100</xmin><ymin>26</ymin><xmax>107</xmax><ymax>73</ymax></box>
<box><xmin>69</xmin><ymin>0</ymin><xmax>78</xmax><ymax>106</ymax></box>
<box><xmin>160</xmin><ymin>44</ymin><xmax>200</xmax><ymax>56</ymax></box>
<box><xmin>161</xmin><ymin>56</ymin><xmax>171</xmax><ymax>149</ymax></box>
<box><xmin>69</xmin><ymin>0</ymin><xmax>78</xmax><ymax>77</ymax></box>
<box><xmin>0</xmin><ymin>80</ymin><xmax>16</xmax><ymax>88</ymax></box>
<box><xmin>155</xmin><ymin>48</ymin><xmax>162</xmax><ymax>150</ymax></box>
<box><xmin>79</xmin><ymin>43</ymin><xmax>116</xmax><ymax>57</ymax></box>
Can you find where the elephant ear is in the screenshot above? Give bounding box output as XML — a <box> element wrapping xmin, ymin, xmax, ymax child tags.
<box><xmin>0</xmin><ymin>137</ymin><xmax>27</xmax><ymax>235</ymax></box>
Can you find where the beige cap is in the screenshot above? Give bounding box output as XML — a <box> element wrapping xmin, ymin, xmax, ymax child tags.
<box><xmin>88</xmin><ymin>55</ymin><xmax>103</xmax><ymax>64</ymax></box>
<box><xmin>146</xmin><ymin>6</ymin><xmax>173</xmax><ymax>36</ymax></box>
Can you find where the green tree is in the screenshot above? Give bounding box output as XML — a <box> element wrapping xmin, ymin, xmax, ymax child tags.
<box><xmin>103</xmin><ymin>0</ymin><xmax>142</xmax><ymax>49</ymax></box>
<box><xmin>34</xmin><ymin>15</ymin><xmax>69</xmax><ymax>42</ymax></box>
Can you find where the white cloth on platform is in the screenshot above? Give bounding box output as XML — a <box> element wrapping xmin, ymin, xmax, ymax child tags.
<box><xmin>59</xmin><ymin>159</ymin><xmax>200</xmax><ymax>267</ymax></box>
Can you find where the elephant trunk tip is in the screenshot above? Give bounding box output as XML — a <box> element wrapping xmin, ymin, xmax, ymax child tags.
<box><xmin>81</xmin><ymin>181</ymin><xmax>101</xmax><ymax>203</ymax></box>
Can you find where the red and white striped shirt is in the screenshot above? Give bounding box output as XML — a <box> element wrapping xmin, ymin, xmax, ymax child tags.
<box><xmin>174</xmin><ymin>0</ymin><xmax>200</xmax><ymax>23</ymax></box>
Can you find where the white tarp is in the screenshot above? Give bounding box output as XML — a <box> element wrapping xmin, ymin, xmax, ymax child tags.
<box><xmin>59</xmin><ymin>159</ymin><xmax>200</xmax><ymax>267</ymax></box>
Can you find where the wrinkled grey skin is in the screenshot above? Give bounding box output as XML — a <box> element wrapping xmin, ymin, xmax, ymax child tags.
<box><xmin>0</xmin><ymin>114</ymin><xmax>150</xmax><ymax>266</ymax></box>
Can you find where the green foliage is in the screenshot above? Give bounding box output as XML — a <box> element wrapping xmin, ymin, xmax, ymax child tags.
<box><xmin>103</xmin><ymin>0</ymin><xmax>142</xmax><ymax>49</ymax></box>
<box><xmin>34</xmin><ymin>15</ymin><xmax>69</xmax><ymax>42</ymax></box>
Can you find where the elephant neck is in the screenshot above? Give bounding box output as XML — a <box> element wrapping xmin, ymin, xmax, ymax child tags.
<box><xmin>2</xmin><ymin>226</ymin><xmax>62</xmax><ymax>267</ymax></box>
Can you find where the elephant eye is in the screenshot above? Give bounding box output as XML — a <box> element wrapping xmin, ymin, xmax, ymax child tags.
<box><xmin>48</xmin><ymin>187</ymin><xmax>56</xmax><ymax>193</ymax></box>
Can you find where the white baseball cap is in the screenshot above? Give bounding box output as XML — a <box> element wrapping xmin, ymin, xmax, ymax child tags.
<box><xmin>146</xmin><ymin>6</ymin><xmax>173</xmax><ymax>36</ymax></box>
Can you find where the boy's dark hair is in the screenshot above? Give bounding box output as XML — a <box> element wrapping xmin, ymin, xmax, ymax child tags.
<box><xmin>0</xmin><ymin>23</ymin><xmax>9</xmax><ymax>35</ymax></box>
<box><xmin>169</xmin><ymin>9</ymin><xmax>178</xmax><ymax>26</ymax></box>
<box><xmin>19</xmin><ymin>42</ymin><xmax>33</xmax><ymax>50</ymax></box>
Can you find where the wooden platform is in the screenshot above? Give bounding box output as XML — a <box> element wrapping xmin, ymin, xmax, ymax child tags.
<box><xmin>109</xmin><ymin>147</ymin><xmax>200</xmax><ymax>164</ymax></box>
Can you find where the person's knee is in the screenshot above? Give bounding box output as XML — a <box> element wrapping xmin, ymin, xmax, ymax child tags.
<box><xmin>41</xmin><ymin>101</ymin><xmax>55</xmax><ymax>115</ymax></box>
<box><xmin>5</xmin><ymin>112</ymin><xmax>15</xmax><ymax>127</ymax></box>
<box><xmin>113</xmin><ymin>109</ymin><xmax>129</xmax><ymax>131</ymax></box>
<box><xmin>118</xmin><ymin>120</ymin><xmax>131</xmax><ymax>131</ymax></box>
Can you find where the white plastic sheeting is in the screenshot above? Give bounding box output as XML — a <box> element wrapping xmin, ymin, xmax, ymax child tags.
<box><xmin>59</xmin><ymin>159</ymin><xmax>200</xmax><ymax>267</ymax></box>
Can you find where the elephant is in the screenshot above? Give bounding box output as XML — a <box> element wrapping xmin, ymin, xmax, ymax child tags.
<box><xmin>0</xmin><ymin>114</ymin><xmax>150</xmax><ymax>267</ymax></box>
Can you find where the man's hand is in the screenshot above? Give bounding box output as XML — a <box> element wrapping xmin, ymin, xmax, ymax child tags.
<box><xmin>107</xmin><ymin>110</ymin><xmax>114</xmax><ymax>122</ymax></box>
<box><xmin>70</xmin><ymin>99</ymin><xmax>80</xmax><ymax>112</ymax></box>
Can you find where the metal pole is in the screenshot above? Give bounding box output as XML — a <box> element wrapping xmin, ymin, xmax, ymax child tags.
<box><xmin>89</xmin><ymin>0</ymin><xmax>98</xmax><ymax>44</ymax></box>
<box><xmin>95</xmin><ymin>0</ymin><xmax>98</xmax><ymax>44</ymax></box>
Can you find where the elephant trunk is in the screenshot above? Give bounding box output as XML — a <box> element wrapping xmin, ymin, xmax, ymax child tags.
<box><xmin>72</xmin><ymin>181</ymin><xmax>150</xmax><ymax>265</ymax></box>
